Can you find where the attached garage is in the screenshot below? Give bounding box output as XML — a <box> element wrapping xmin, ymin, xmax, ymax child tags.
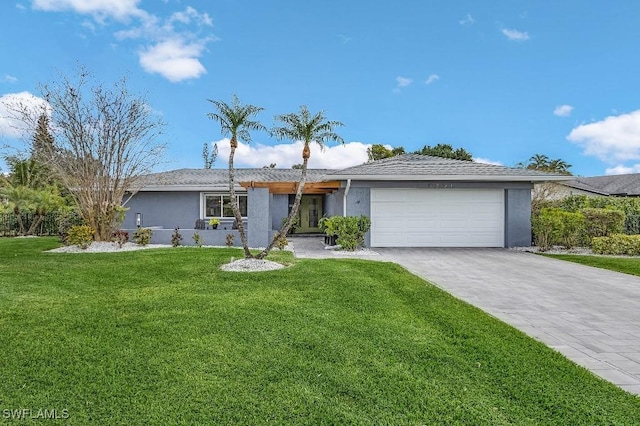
<box><xmin>370</xmin><ymin>188</ymin><xmax>504</xmax><ymax>247</ymax></box>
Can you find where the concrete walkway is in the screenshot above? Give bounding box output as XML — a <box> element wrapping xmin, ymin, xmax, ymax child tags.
<box><xmin>288</xmin><ymin>237</ymin><xmax>640</xmax><ymax>395</ymax></box>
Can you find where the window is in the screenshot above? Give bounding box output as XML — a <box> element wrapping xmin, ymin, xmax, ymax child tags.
<box><xmin>203</xmin><ymin>194</ymin><xmax>247</xmax><ymax>218</ymax></box>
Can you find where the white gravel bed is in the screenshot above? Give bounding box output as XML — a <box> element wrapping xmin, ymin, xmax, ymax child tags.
<box><xmin>219</xmin><ymin>258</ymin><xmax>286</xmax><ymax>272</ymax></box>
<box><xmin>48</xmin><ymin>242</ymin><xmax>172</xmax><ymax>253</ymax></box>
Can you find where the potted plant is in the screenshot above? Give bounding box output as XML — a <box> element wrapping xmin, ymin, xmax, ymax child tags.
<box><xmin>319</xmin><ymin>216</ymin><xmax>338</xmax><ymax>246</ymax></box>
<box><xmin>208</xmin><ymin>218</ymin><xmax>221</xmax><ymax>229</ymax></box>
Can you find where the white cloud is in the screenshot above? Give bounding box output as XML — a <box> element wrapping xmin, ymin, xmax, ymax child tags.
<box><xmin>473</xmin><ymin>157</ymin><xmax>502</xmax><ymax>166</ymax></box>
<box><xmin>32</xmin><ymin>1</ymin><xmax>214</xmax><ymax>82</ymax></box>
<box><xmin>169</xmin><ymin>6</ymin><xmax>212</xmax><ymax>26</ymax></box>
<box><xmin>2</xmin><ymin>75</ymin><xmax>18</xmax><ymax>83</ymax></box>
<box><xmin>0</xmin><ymin>91</ymin><xmax>50</xmax><ymax>138</ymax></box>
<box><xmin>502</xmin><ymin>28</ymin><xmax>530</xmax><ymax>41</ymax></box>
<box><xmin>425</xmin><ymin>74</ymin><xmax>439</xmax><ymax>85</ymax></box>
<box><xmin>396</xmin><ymin>76</ymin><xmax>412</xmax><ymax>87</ymax></box>
<box><xmin>393</xmin><ymin>76</ymin><xmax>413</xmax><ymax>93</ymax></box>
<box><xmin>459</xmin><ymin>14</ymin><xmax>475</xmax><ymax>25</ymax></box>
<box><xmin>215</xmin><ymin>139</ymin><xmax>369</xmax><ymax>169</ymax></box>
<box><xmin>605</xmin><ymin>164</ymin><xmax>640</xmax><ymax>175</ymax></box>
<box><xmin>32</xmin><ymin>0</ymin><xmax>145</xmax><ymax>22</ymax></box>
<box><xmin>139</xmin><ymin>39</ymin><xmax>207</xmax><ymax>82</ymax></box>
<box><xmin>567</xmin><ymin>110</ymin><xmax>640</xmax><ymax>163</ymax></box>
<box><xmin>554</xmin><ymin>104</ymin><xmax>573</xmax><ymax>117</ymax></box>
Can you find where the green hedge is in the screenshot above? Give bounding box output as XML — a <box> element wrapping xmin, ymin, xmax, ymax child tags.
<box><xmin>532</xmin><ymin>208</ymin><xmax>586</xmax><ymax>251</ymax></box>
<box><xmin>582</xmin><ymin>208</ymin><xmax>625</xmax><ymax>239</ymax></box>
<box><xmin>592</xmin><ymin>234</ymin><xmax>640</xmax><ymax>256</ymax></box>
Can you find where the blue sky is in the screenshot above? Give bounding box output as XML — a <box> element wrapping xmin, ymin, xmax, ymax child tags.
<box><xmin>1</xmin><ymin>0</ymin><xmax>640</xmax><ymax>176</ymax></box>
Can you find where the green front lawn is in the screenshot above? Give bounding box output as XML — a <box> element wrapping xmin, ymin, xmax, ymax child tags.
<box><xmin>544</xmin><ymin>253</ymin><xmax>640</xmax><ymax>277</ymax></box>
<box><xmin>1</xmin><ymin>238</ymin><xmax>638</xmax><ymax>424</ymax></box>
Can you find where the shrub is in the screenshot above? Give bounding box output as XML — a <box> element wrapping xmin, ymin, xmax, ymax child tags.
<box><xmin>276</xmin><ymin>236</ymin><xmax>288</xmax><ymax>250</ymax></box>
<box><xmin>67</xmin><ymin>225</ymin><xmax>95</xmax><ymax>249</ymax></box>
<box><xmin>111</xmin><ymin>230</ymin><xmax>129</xmax><ymax>248</ymax></box>
<box><xmin>225</xmin><ymin>233</ymin><xmax>235</xmax><ymax>247</ymax></box>
<box><xmin>582</xmin><ymin>208</ymin><xmax>625</xmax><ymax>241</ymax></box>
<box><xmin>532</xmin><ymin>209</ymin><xmax>563</xmax><ymax>251</ymax></box>
<box><xmin>171</xmin><ymin>228</ymin><xmax>183</xmax><ymax>247</ymax></box>
<box><xmin>330</xmin><ymin>215</ymin><xmax>371</xmax><ymax>251</ymax></box>
<box><xmin>281</xmin><ymin>216</ymin><xmax>300</xmax><ymax>234</ymax></box>
<box><xmin>532</xmin><ymin>208</ymin><xmax>586</xmax><ymax>251</ymax></box>
<box><xmin>192</xmin><ymin>231</ymin><xmax>203</xmax><ymax>247</ymax></box>
<box><xmin>133</xmin><ymin>227</ymin><xmax>153</xmax><ymax>246</ymax></box>
<box><xmin>625</xmin><ymin>214</ymin><xmax>640</xmax><ymax>235</ymax></box>
<box><xmin>592</xmin><ymin>234</ymin><xmax>640</xmax><ymax>256</ymax></box>
<box><xmin>558</xmin><ymin>211</ymin><xmax>586</xmax><ymax>249</ymax></box>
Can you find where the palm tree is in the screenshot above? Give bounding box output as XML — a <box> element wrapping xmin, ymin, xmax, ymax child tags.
<box><xmin>528</xmin><ymin>154</ymin><xmax>550</xmax><ymax>170</ymax></box>
<box><xmin>547</xmin><ymin>158</ymin><xmax>572</xmax><ymax>175</ymax></box>
<box><xmin>255</xmin><ymin>106</ymin><xmax>344</xmax><ymax>259</ymax></box>
<box><xmin>207</xmin><ymin>95</ymin><xmax>265</xmax><ymax>258</ymax></box>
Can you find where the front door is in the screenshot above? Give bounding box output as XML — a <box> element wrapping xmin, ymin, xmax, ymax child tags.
<box><xmin>296</xmin><ymin>195</ymin><xmax>323</xmax><ymax>233</ymax></box>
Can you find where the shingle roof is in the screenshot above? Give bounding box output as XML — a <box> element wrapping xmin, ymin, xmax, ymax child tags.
<box><xmin>135</xmin><ymin>168</ymin><xmax>332</xmax><ymax>191</ymax></box>
<box><xmin>326</xmin><ymin>154</ymin><xmax>568</xmax><ymax>181</ymax></box>
<box><xmin>562</xmin><ymin>174</ymin><xmax>640</xmax><ymax>196</ymax></box>
<box><xmin>135</xmin><ymin>155</ymin><xmax>567</xmax><ymax>191</ymax></box>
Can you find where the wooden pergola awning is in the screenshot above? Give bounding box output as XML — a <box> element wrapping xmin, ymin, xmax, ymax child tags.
<box><xmin>239</xmin><ymin>181</ymin><xmax>341</xmax><ymax>195</ymax></box>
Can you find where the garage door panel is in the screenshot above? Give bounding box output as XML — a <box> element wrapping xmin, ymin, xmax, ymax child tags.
<box><xmin>371</xmin><ymin>188</ymin><xmax>504</xmax><ymax>247</ymax></box>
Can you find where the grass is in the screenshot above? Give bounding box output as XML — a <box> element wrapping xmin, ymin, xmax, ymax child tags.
<box><xmin>0</xmin><ymin>237</ymin><xmax>638</xmax><ymax>424</ymax></box>
<box><xmin>544</xmin><ymin>253</ymin><xmax>640</xmax><ymax>277</ymax></box>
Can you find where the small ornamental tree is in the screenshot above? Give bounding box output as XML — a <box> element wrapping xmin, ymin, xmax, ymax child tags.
<box><xmin>255</xmin><ymin>106</ymin><xmax>344</xmax><ymax>259</ymax></box>
<box><xmin>207</xmin><ymin>96</ymin><xmax>265</xmax><ymax>259</ymax></box>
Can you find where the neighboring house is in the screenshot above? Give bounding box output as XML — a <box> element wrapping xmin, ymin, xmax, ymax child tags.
<box><xmin>122</xmin><ymin>154</ymin><xmax>566</xmax><ymax>248</ymax></box>
<box><xmin>553</xmin><ymin>174</ymin><xmax>640</xmax><ymax>198</ymax></box>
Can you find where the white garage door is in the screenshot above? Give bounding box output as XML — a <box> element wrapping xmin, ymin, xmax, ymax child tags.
<box><xmin>370</xmin><ymin>188</ymin><xmax>504</xmax><ymax>247</ymax></box>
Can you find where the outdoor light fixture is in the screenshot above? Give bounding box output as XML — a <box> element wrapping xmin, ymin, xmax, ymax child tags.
<box><xmin>135</xmin><ymin>213</ymin><xmax>143</xmax><ymax>227</ymax></box>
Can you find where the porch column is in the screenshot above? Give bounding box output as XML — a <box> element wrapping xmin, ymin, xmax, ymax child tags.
<box><xmin>247</xmin><ymin>187</ymin><xmax>270</xmax><ymax>248</ymax></box>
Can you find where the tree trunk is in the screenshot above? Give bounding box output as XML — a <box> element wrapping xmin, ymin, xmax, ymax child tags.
<box><xmin>255</xmin><ymin>155</ymin><xmax>309</xmax><ymax>259</ymax></box>
<box><xmin>13</xmin><ymin>208</ymin><xmax>25</xmax><ymax>236</ymax></box>
<box><xmin>228</xmin><ymin>136</ymin><xmax>253</xmax><ymax>258</ymax></box>
<box><xmin>26</xmin><ymin>213</ymin><xmax>45</xmax><ymax>236</ymax></box>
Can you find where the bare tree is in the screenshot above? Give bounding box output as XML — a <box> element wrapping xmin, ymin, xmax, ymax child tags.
<box><xmin>202</xmin><ymin>142</ymin><xmax>218</xmax><ymax>169</ymax></box>
<box><xmin>4</xmin><ymin>68</ymin><xmax>166</xmax><ymax>240</ymax></box>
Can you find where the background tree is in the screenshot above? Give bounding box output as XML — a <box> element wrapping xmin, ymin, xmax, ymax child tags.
<box><xmin>255</xmin><ymin>106</ymin><xmax>344</xmax><ymax>259</ymax></box>
<box><xmin>367</xmin><ymin>144</ymin><xmax>405</xmax><ymax>161</ymax></box>
<box><xmin>291</xmin><ymin>163</ymin><xmax>303</xmax><ymax>169</ymax></box>
<box><xmin>517</xmin><ymin>154</ymin><xmax>573</xmax><ymax>212</ymax></box>
<box><xmin>517</xmin><ymin>154</ymin><xmax>572</xmax><ymax>175</ymax></box>
<box><xmin>202</xmin><ymin>142</ymin><xmax>218</xmax><ymax>169</ymax></box>
<box><xmin>207</xmin><ymin>95</ymin><xmax>265</xmax><ymax>258</ymax></box>
<box><xmin>6</xmin><ymin>68</ymin><xmax>166</xmax><ymax>240</ymax></box>
<box><xmin>31</xmin><ymin>113</ymin><xmax>55</xmax><ymax>161</ymax></box>
<box><xmin>415</xmin><ymin>143</ymin><xmax>472</xmax><ymax>161</ymax></box>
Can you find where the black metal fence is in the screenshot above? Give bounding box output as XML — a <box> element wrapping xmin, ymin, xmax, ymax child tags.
<box><xmin>0</xmin><ymin>212</ymin><xmax>83</xmax><ymax>237</ymax></box>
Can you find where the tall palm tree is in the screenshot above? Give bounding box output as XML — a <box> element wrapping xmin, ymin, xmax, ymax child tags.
<box><xmin>255</xmin><ymin>106</ymin><xmax>344</xmax><ymax>259</ymax></box>
<box><xmin>207</xmin><ymin>95</ymin><xmax>265</xmax><ymax>258</ymax></box>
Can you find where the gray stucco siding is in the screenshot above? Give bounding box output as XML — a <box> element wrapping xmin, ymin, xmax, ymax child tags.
<box><xmin>123</xmin><ymin>191</ymin><xmax>200</xmax><ymax>229</ymax></box>
<box><xmin>270</xmin><ymin>194</ymin><xmax>289</xmax><ymax>230</ymax></box>
<box><xmin>505</xmin><ymin>189</ymin><xmax>533</xmax><ymax>247</ymax></box>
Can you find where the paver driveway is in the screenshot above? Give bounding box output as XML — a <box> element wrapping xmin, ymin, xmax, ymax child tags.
<box><xmin>376</xmin><ymin>248</ymin><xmax>640</xmax><ymax>395</ymax></box>
<box><xmin>290</xmin><ymin>238</ymin><xmax>640</xmax><ymax>395</ymax></box>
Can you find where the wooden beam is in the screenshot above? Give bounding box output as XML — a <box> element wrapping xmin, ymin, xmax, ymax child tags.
<box><xmin>239</xmin><ymin>181</ymin><xmax>341</xmax><ymax>194</ymax></box>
